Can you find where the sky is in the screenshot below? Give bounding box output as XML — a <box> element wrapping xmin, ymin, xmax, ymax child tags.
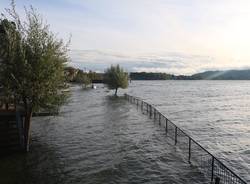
<box><xmin>1</xmin><ymin>0</ymin><xmax>250</xmax><ymax>74</ymax></box>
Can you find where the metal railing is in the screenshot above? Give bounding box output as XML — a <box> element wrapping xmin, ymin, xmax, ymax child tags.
<box><xmin>125</xmin><ymin>94</ymin><xmax>247</xmax><ymax>184</ymax></box>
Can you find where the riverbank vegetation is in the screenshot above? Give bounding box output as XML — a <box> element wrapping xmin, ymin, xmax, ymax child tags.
<box><xmin>0</xmin><ymin>1</ymin><xmax>69</xmax><ymax>151</ymax></box>
<box><xmin>130</xmin><ymin>72</ymin><xmax>197</xmax><ymax>80</ymax></box>
<box><xmin>64</xmin><ymin>67</ymin><xmax>103</xmax><ymax>83</ymax></box>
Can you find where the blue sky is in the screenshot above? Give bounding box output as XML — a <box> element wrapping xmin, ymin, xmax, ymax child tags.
<box><xmin>1</xmin><ymin>0</ymin><xmax>250</xmax><ymax>74</ymax></box>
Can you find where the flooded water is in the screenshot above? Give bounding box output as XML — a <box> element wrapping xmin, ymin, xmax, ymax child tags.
<box><xmin>127</xmin><ymin>80</ymin><xmax>250</xmax><ymax>183</ymax></box>
<box><xmin>0</xmin><ymin>81</ymin><xmax>249</xmax><ymax>183</ymax></box>
<box><xmin>0</xmin><ymin>84</ymin><xmax>206</xmax><ymax>184</ymax></box>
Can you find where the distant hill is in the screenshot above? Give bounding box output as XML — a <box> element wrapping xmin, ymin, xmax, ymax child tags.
<box><xmin>130</xmin><ymin>69</ymin><xmax>250</xmax><ymax>80</ymax></box>
<box><xmin>191</xmin><ymin>69</ymin><xmax>250</xmax><ymax>80</ymax></box>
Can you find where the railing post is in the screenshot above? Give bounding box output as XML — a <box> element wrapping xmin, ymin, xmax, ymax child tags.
<box><xmin>148</xmin><ymin>105</ymin><xmax>151</xmax><ymax>118</ymax></box>
<box><xmin>211</xmin><ymin>157</ymin><xmax>215</xmax><ymax>183</ymax></box>
<box><xmin>215</xmin><ymin>177</ymin><xmax>220</xmax><ymax>184</ymax></box>
<box><xmin>165</xmin><ymin>119</ymin><xmax>168</xmax><ymax>133</ymax></box>
<box><xmin>146</xmin><ymin>104</ymin><xmax>148</xmax><ymax>114</ymax></box>
<box><xmin>154</xmin><ymin>109</ymin><xmax>156</xmax><ymax>120</ymax></box>
<box><xmin>150</xmin><ymin>106</ymin><xmax>152</xmax><ymax>118</ymax></box>
<box><xmin>175</xmin><ymin>127</ymin><xmax>177</xmax><ymax>145</ymax></box>
<box><xmin>159</xmin><ymin>114</ymin><xmax>161</xmax><ymax>125</ymax></box>
<box><xmin>188</xmin><ymin>137</ymin><xmax>191</xmax><ymax>163</ymax></box>
<box><xmin>153</xmin><ymin>108</ymin><xmax>155</xmax><ymax>119</ymax></box>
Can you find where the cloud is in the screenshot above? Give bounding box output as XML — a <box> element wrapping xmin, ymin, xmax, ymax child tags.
<box><xmin>69</xmin><ymin>49</ymin><xmax>217</xmax><ymax>75</ymax></box>
<box><xmin>2</xmin><ymin>0</ymin><xmax>250</xmax><ymax>72</ymax></box>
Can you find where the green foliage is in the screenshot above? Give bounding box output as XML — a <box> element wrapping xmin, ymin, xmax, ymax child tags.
<box><xmin>88</xmin><ymin>70</ymin><xmax>103</xmax><ymax>81</ymax></box>
<box><xmin>0</xmin><ymin>19</ymin><xmax>20</xmax><ymax>106</ymax></box>
<box><xmin>74</xmin><ymin>70</ymin><xmax>92</xmax><ymax>87</ymax></box>
<box><xmin>104</xmin><ymin>65</ymin><xmax>128</xmax><ymax>95</ymax></box>
<box><xmin>64</xmin><ymin>66</ymin><xmax>103</xmax><ymax>83</ymax></box>
<box><xmin>130</xmin><ymin>72</ymin><xmax>173</xmax><ymax>80</ymax></box>
<box><xmin>82</xmin><ymin>75</ymin><xmax>92</xmax><ymax>88</ymax></box>
<box><xmin>0</xmin><ymin>1</ymin><xmax>69</xmax><ymax>112</ymax></box>
<box><xmin>64</xmin><ymin>66</ymin><xmax>77</xmax><ymax>82</ymax></box>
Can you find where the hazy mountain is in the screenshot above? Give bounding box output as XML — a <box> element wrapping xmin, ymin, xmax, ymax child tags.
<box><xmin>191</xmin><ymin>69</ymin><xmax>250</xmax><ymax>80</ymax></box>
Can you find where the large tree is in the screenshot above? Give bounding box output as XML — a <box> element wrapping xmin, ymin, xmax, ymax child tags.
<box><xmin>104</xmin><ymin>65</ymin><xmax>128</xmax><ymax>95</ymax></box>
<box><xmin>0</xmin><ymin>1</ymin><xmax>69</xmax><ymax>151</ymax></box>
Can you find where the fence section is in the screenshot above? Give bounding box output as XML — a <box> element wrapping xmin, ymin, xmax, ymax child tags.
<box><xmin>125</xmin><ymin>94</ymin><xmax>247</xmax><ymax>184</ymax></box>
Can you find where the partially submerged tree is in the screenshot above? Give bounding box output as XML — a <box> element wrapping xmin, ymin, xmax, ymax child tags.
<box><xmin>74</xmin><ymin>70</ymin><xmax>92</xmax><ymax>88</ymax></box>
<box><xmin>0</xmin><ymin>1</ymin><xmax>69</xmax><ymax>151</ymax></box>
<box><xmin>104</xmin><ymin>65</ymin><xmax>128</xmax><ymax>95</ymax></box>
<box><xmin>82</xmin><ymin>75</ymin><xmax>92</xmax><ymax>88</ymax></box>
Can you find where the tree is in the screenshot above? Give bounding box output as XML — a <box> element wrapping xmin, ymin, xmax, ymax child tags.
<box><xmin>82</xmin><ymin>75</ymin><xmax>92</xmax><ymax>88</ymax></box>
<box><xmin>104</xmin><ymin>65</ymin><xmax>128</xmax><ymax>95</ymax></box>
<box><xmin>0</xmin><ymin>1</ymin><xmax>69</xmax><ymax>151</ymax></box>
<box><xmin>74</xmin><ymin>70</ymin><xmax>92</xmax><ymax>88</ymax></box>
<box><xmin>64</xmin><ymin>66</ymin><xmax>78</xmax><ymax>82</ymax></box>
<box><xmin>0</xmin><ymin>19</ymin><xmax>18</xmax><ymax>109</ymax></box>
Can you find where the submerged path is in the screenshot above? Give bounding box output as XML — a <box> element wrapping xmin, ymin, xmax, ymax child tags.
<box><xmin>0</xmin><ymin>85</ymin><xmax>206</xmax><ymax>184</ymax></box>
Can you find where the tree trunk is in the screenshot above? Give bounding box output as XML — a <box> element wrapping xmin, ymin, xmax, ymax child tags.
<box><xmin>23</xmin><ymin>107</ymin><xmax>32</xmax><ymax>152</ymax></box>
<box><xmin>115</xmin><ymin>88</ymin><xmax>118</xmax><ymax>96</ymax></box>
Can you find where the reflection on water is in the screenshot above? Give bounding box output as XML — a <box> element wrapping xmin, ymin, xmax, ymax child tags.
<box><xmin>0</xmin><ymin>84</ymin><xmax>207</xmax><ymax>184</ymax></box>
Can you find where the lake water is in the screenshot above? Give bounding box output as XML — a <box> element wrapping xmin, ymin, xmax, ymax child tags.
<box><xmin>0</xmin><ymin>81</ymin><xmax>249</xmax><ymax>183</ymax></box>
<box><xmin>127</xmin><ymin>80</ymin><xmax>250</xmax><ymax>182</ymax></box>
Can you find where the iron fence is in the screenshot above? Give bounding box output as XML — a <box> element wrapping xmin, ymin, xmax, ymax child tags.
<box><xmin>125</xmin><ymin>94</ymin><xmax>247</xmax><ymax>184</ymax></box>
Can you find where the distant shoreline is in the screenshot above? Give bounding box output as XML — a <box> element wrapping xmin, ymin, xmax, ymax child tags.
<box><xmin>130</xmin><ymin>69</ymin><xmax>250</xmax><ymax>80</ymax></box>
